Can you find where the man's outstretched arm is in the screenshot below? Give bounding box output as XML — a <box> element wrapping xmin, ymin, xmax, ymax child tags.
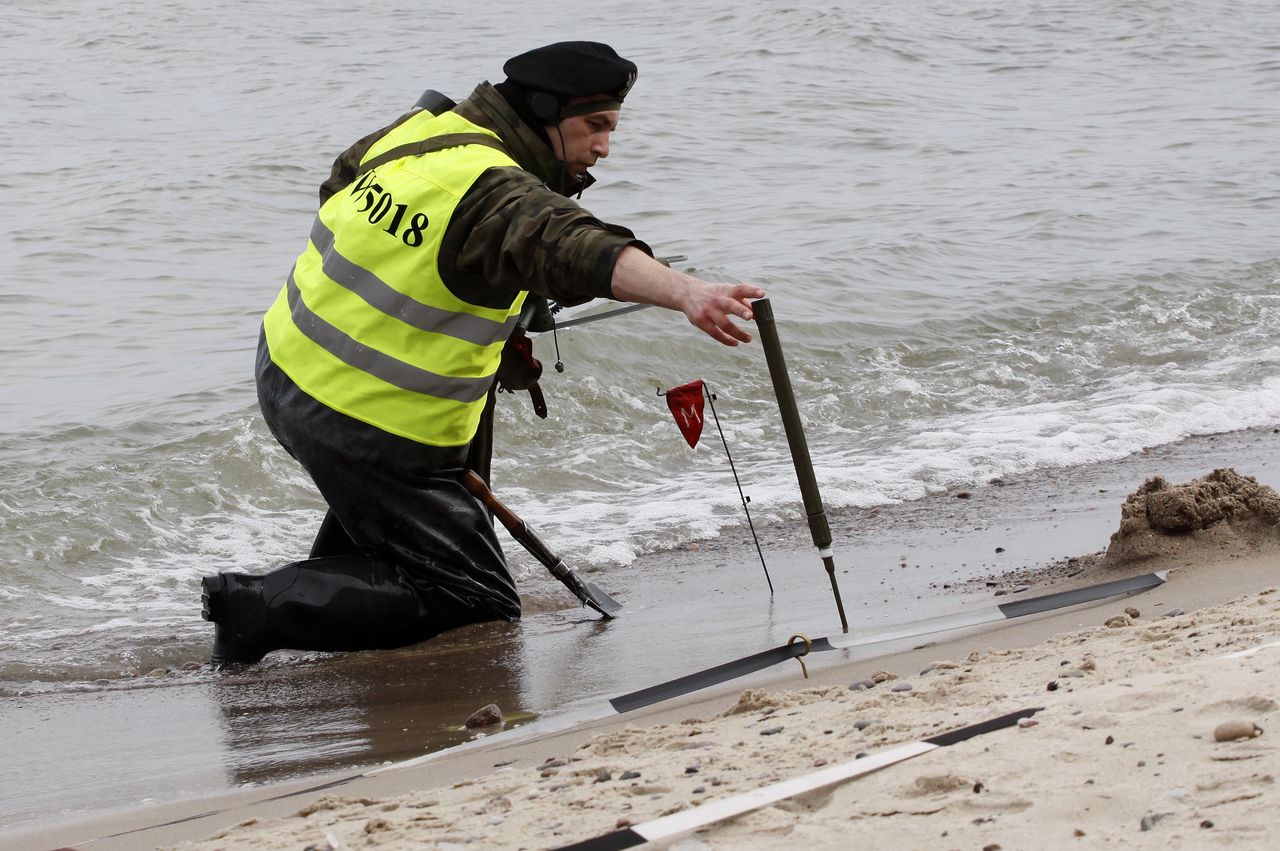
<box><xmin>610</xmin><ymin>246</ymin><xmax>765</xmax><ymax>346</ymax></box>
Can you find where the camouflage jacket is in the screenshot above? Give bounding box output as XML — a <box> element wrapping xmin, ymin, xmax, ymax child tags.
<box><xmin>318</xmin><ymin>82</ymin><xmax>649</xmax><ymax>311</ymax></box>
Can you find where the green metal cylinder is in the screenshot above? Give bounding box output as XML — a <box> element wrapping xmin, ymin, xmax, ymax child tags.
<box><xmin>753</xmin><ymin>298</ymin><xmax>849</xmax><ymax>631</ymax></box>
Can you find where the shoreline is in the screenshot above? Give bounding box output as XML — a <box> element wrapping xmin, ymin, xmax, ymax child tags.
<box><xmin>4</xmin><ymin>426</ymin><xmax>1280</xmax><ymax>847</ymax></box>
<box><xmin>18</xmin><ymin>552</ymin><xmax>1279</xmax><ymax>850</ymax></box>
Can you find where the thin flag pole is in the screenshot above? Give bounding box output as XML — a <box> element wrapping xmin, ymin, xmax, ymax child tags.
<box><xmin>703</xmin><ymin>383</ymin><xmax>773</xmax><ymax>595</ymax></box>
<box><xmin>752</xmin><ymin>298</ymin><xmax>849</xmax><ymax>632</ymax></box>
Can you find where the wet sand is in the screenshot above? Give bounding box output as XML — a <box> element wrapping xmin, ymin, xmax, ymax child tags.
<box><xmin>3</xmin><ymin>427</ymin><xmax>1280</xmax><ymax>848</ymax></box>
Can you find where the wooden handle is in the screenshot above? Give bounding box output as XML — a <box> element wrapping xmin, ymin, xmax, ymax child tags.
<box><xmin>460</xmin><ymin>470</ymin><xmax>523</xmax><ymax>536</ymax></box>
<box><xmin>460</xmin><ymin>469</ymin><xmax>561</xmax><ymax>569</ymax></box>
<box><xmin>460</xmin><ymin>471</ymin><xmax>620</xmax><ymax>618</ymax></box>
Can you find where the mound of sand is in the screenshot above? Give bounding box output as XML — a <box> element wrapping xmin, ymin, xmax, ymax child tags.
<box><xmin>1104</xmin><ymin>468</ymin><xmax>1280</xmax><ymax>569</ymax></box>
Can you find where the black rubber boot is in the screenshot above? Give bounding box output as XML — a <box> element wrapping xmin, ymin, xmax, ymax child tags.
<box><xmin>201</xmin><ymin>572</ymin><xmax>269</xmax><ymax>666</ymax></box>
<box><xmin>200</xmin><ymin>556</ymin><xmax>470</xmax><ymax>667</ymax></box>
<box><xmin>308</xmin><ymin>510</ymin><xmax>365</xmax><ymax>558</ymax></box>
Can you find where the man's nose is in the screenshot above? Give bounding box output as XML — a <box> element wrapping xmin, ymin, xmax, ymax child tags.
<box><xmin>593</xmin><ymin>135</ymin><xmax>610</xmax><ymax>158</ymax></box>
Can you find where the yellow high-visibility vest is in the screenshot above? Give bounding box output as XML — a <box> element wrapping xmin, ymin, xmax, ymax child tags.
<box><xmin>263</xmin><ymin>111</ymin><xmax>526</xmax><ymax>446</ymax></box>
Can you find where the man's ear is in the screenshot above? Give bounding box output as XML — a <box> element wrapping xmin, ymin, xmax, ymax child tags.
<box><xmin>528</xmin><ymin>92</ymin><xmax>559</xmax><ymax>123</ymax></box>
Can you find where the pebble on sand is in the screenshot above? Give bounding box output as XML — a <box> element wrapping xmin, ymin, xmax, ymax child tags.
<box><xmin>1140</xmin><ymin>812</ymin><xmax>1171</xmax><ymax>831</ymax></box>
<box><xmin>1213</xmin><ymin>720</ymin><xmax>1263</xmax><ymax>742</ymax></box>
<box><xmin>464</xmin><ymin>703</ymin><xmax>504</xmax><ymax>729</ymax></box>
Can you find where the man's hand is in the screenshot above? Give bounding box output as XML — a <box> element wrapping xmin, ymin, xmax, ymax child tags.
<box><xmin>611</xmin><ymin>247</ymin><xmax>766</xmax><ymax>346</ymax></box>
<box><xmin>677</xmin><ymin>280</ymin><xmax>763</xmax><ymax>345</ymax></box>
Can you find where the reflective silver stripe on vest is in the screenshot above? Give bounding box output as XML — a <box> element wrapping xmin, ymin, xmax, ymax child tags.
<box><xmin>309</xmin><ymin>217</ymin><xmax>519</xmax><ymax>347</ymax></box>
<box><xmin>285</xmin><ymin>272</ymin><xmax>494</xmax><ymax>404</ymax></box>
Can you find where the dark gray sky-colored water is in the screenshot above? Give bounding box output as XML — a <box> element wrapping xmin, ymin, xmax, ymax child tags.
<box><xmin>2</xmin><ymin>0</ymin><xmax>1279</xmax><ymax>682</ymax></box>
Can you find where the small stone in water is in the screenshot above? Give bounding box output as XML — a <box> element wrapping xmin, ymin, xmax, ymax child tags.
<box><xmin>891</xmin><ymin>683</ymin><xmax>913</xmax><ymax>692</ymax></box>
<box><xmin>620</xmin><ymin>770</ymin><xmax>641</xmax><ymax>780</ymax></box>
<box><xmin>464</xmin><ymin>703</ymin><xmax>503</xmax><ymax>728</ymax></box>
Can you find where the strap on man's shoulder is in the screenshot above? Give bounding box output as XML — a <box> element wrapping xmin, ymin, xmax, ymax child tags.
<box><xmin>355</xmin><ymin>133</ymin><xmax>512</xmax><ymax>179</ymax></box>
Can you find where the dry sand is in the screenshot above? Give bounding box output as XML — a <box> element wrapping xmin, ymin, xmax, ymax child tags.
<box><xmin>14</xmin><ymin>467</ymin><xmax>1280</xmax><ymax>850</ymax></box>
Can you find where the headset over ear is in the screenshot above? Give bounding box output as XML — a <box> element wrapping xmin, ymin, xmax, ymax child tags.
<box><xmin>527</xmin><ymin>91</ymin><xmax>560</xmax><ymax>123</ymax></box>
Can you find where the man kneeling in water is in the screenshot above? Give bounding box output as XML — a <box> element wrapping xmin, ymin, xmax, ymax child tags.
<box><xmin>202</xmin><ymin>41</ymin><xmax>763</xmax><ymax>665</ymax></box>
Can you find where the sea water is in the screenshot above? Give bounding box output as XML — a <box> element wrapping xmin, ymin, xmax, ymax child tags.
<box><xmin>2</xmin><ymin>0</ymin><xmax>1279</xmax><ymax>688</ymax></box>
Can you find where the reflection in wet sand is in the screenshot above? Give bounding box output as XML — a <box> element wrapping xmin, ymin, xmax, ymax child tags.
<box><xmin>210</xmin><ymin>621</ymin><xmax>530</xmax><ymax>786</ymax></box>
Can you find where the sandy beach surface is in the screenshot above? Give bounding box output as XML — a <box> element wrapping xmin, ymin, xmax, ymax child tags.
<box><xmin>181</xmin><ymin>570</ymin><xmax>1280</xmax><ymax>851</ymax></box>
<box><xmin>6</xmin><ymin>429</ymin><xmax>1279</xmax><ymax>850</ymax></box>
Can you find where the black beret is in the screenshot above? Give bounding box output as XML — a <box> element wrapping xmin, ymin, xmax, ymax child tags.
<box><xmin>502</xmin><ymin>41</ymin><xmax>637</xmax><ymax>103</ymax></box>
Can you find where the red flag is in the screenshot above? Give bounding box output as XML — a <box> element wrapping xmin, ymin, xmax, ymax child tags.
<box><xmin>664</xmin><ymin>380</ymin><xmax>706</xmax><ymax>448</ymax></box>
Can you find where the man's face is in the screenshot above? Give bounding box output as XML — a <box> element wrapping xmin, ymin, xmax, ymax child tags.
<box><xmin>549</xmin><ymin>105</ymin><xmax>620</xmax><ymax>176</ymax></box>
